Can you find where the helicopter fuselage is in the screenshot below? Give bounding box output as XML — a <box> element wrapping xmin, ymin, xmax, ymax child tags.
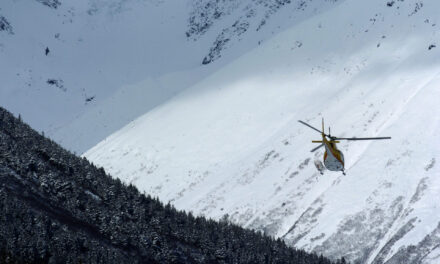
<box><xmin>322</xmin><ymin>134</ymin><xmax>345</xmax><ymax>172</ymax></box>
<box><xmin>323</xmin><ymin>144</ymin><xmax>344</xmax><ymax>171</ymax></box>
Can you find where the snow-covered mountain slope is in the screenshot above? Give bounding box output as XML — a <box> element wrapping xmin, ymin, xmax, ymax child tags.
<box><xmin>85</xmin><ymin>0</ymin><xmax>440</xmax><ymax>263</ymax></box>
<box><xmin>1</xmin><ymin>0</ymin><xmax>189</xmax><ymax>153</ymax></box>
<box><xmin>1</xmin><ymin>0</ymin><xmax>338</xmax><ymax>153</ymax></box>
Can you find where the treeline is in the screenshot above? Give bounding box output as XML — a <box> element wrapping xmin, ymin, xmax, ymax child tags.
<box><xmin>0</xmin><ymin>107</ymin><xmax>343</xmax><ymax>263</ymax></box>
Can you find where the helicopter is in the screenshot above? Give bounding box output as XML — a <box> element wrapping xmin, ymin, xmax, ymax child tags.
<box><xmin>298</xmin><ymin>119</ymin><xmax>391</xmax><ymax>175</ymax></box>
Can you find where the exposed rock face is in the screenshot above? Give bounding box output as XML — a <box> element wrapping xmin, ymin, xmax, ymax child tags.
<box><xmin>0</xmin><ymin>16</ymin><xmax>13</xmax><ymax>34</ymax></box>
<box><xmin>36</xmin><ymin>0</ymin><xmax>61</xmax><ymax>9</ymax></box>
<box><xmin>188</xmin><ymin>0</ymin><xmax>341</xmax><ymax>64</ymax></box>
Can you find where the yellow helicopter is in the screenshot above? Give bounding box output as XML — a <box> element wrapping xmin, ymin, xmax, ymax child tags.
<box><xmin>298</xmin><ymin>119</ymin><xmax>391</xmax><ymax>175</ymax></box>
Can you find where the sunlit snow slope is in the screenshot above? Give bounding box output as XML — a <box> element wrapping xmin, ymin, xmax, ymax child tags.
<box><xmin>85</xmin><ymin>0</ymin><xmax>440</xmax><ymax>263</ymax></box>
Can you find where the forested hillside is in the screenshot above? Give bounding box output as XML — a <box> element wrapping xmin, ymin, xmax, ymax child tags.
<box><xmin>0</xmin><ymin>107</ymin><xmax>341</xmax><ymax>263</ymax></box>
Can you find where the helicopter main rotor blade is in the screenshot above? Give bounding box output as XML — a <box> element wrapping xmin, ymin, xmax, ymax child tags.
<box><xmin>310</xmin><ymin>144</ymin><xmax>324</xmax><ymax>152</ymax></box>
<box><xmin>298</xmin><ymin>120</ymin><xmax>324</xmax><ymax>134</ymax></box>
<box><xmin>334</xmin><ymin>137</ymin><xmax>391</xmax><ymax>141</ymax></box>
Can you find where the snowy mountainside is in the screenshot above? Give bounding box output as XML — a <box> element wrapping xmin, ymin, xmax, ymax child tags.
<box><xmin>85</xmin><ymin>0</ymin><xmax>440</xmax><ymax>263</ymax></box>
<box><xmin>1</xmin><ymin>0</ymin><xmax>338</xmax><ymax>153</ymax></box>
<box><xmin>1</xmin><ymin>0</ymin><xmax>196</xmax><ymax>153</ymax></box>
